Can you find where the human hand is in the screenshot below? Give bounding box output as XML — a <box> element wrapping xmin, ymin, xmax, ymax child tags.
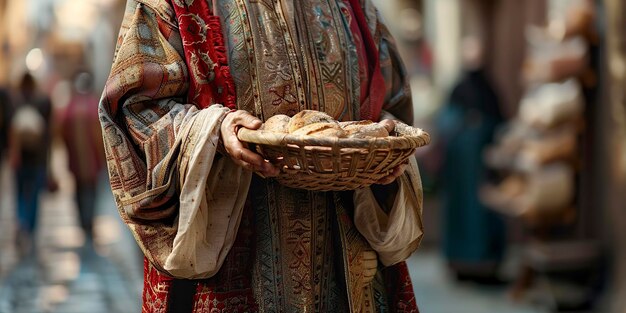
<box><xmin>378</xmin><ymin>119</ymin><xmax>396</xmax><ymax>134</ymax></box>
<box><xmin>220</xmin><ymin>110</ymin><xmax>280</xmax><ymax>177</ymax></box>
<box><xmin>375</xmin><ymin>119</ymin><xmax>411</xmax><ymax>185</ymax></box>
<box><xmin>376</xmin><ymin>162</ymin><xmax>409</xmax><ymax>185</ymax></box>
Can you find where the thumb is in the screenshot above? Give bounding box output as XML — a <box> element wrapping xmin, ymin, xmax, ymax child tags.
<box><xmin>237</xmin><ymin>113</ymin><xmax>262</xmax><ymax>130</ymax></box>
<box><xmin>379</xmin><ymin>119</ymin><xmax>396</xmax><ymax>133</ymax></box>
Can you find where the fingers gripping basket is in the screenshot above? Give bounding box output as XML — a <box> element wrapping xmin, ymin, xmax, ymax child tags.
<box><xmin>237</xmin><ymin>122</ymin><xmax>430</xmax><ymax>191</ymax></box>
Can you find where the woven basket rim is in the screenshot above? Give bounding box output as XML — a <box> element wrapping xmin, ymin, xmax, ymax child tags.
<box><xmin>238</xmin><ymin>122</ymin><xmax>431</xmax><ymax>150</ymax></box>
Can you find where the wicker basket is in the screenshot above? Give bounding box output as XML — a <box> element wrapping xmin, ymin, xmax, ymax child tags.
<box><xmin>237</xmin><ymin>122</ymin><xmax>430</xmax><ymax>191</ymax></box>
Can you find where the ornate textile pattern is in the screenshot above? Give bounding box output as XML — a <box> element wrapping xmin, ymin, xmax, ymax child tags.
<box><xmin>143</xmin><ymin>259</ymin><xmax>172</xmax><ymax>313</ymax></box>
<box><xmin>214</xmin><ymin>0</ymin><xmax>410</xmax><ymax>123</ymax></box>
<box><xmin>100</xmin><ymin>0</ymin><xmax>246</xmax><ymax>280</ymax></box>
<box><xmin>142</xmin><ymin>204</ymin><xmax>258</xmax><ymax>313</ymax></box>
<box><xmin>334</xmin><ymin>192</ymin><xmax>384</xmax><ymax>313</ymax></box>
<box><xmin>100</xmin><ymin>1</ymin><xmax>191</xmax><ymax>275</ymax></box>
<box><xmin>250</xmin><ymin>179</ymin><xmax>284</xmax><ymax>311</ymax></box>
<box><xmin>337</xmin><ymin>0</ymin><xmax>365</xmax><ymax>120</ymax></box>
<box><xmin>190</xmin><ymin>203</ymin><xmax>258</xmax><ymax>312</ymax></box>
<box><xmin>384</xmin><ymin>262</ymin><xmax>420</xmax><ymax>313</ymax></box>
<box><xmin>249</xmin><ymin>179</ymin><xmax>349</xmax><ymax>312</ymax></box>
<box><xmin>215</xmin><ymin>0</ymin><xmax>377</xmax><ymax>121</ymax></box>
<box><xmin>346</xmin><ymin>0</ymin><xmax>384</xmax><ymax>121</ymax></box>
<box><xmin>292</xmin><ymin>0</ymin><xmax>350</xmax><ymax>119</ymax></box>
<box><xmin>213</xmin><ymin>1</ymin><xmax>256</xmax><ymax>116</ymax></box>
<box><xmin>215</xmin><ymin>0</ymin><xmax>305</xmax><ymax>119</ymax></box>
<box><xmin>334</xmin><ymin>191</ymin><xmax>420</xmax><ymax>312</ymax></box>
<box><xmin>101</xmin><ymin>0</ymin><xmax>420</xmax><ymax>311</ymax></box>
<box><xmin>168</xmin><ymin>0</ymin><xmax>236</xmax><ymax>109</ymax></box>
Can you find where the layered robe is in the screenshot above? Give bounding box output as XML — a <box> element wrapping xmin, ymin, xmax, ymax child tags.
<box><xmin>99</xmin><ymin>0</ymin><xmax>423</xmax><ymax>311</ymax></box>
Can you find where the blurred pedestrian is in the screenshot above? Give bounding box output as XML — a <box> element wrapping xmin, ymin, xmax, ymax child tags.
<box><xmin>8</xmin><ymin>73</ymin><xmax>54</xmax><ymax>255</ymax></box>
<box><xmin>0</xmin><ymin>86</ymin><xmax>11</xmax><ymax>213</ymax></box>
<box><xmin>59</xmin><ymin>72</ymin><xmax>105</xmax><ymax>242</ymax></box>
<box><xmin>0</xmin><ymin>86</ymin><xmax>10</xmax><ymax>159</ymax></box>
<box><xmin>436</xmin><ymin>37</ymin><xmax>506</xmax><ymax>283</ymax></box>
<box><xmin>0</xmin><ymin>85</ymin><xmax>11</xmax><ymax>165</ymax></box>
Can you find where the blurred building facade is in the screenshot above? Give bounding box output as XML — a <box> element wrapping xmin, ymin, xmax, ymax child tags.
<box><xmin>0</xmin><ymin>0</ymin><xmax>124</xmax><ymax>91</ymax></box>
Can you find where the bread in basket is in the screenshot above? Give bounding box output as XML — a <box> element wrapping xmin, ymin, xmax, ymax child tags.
<box><xmin>237</xmin><ymin>110</ymin><xmax>430</xmax><ymax>191</ymax></box>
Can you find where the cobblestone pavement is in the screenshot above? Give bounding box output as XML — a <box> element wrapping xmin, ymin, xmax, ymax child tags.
<box><xmin>0</xmin><ymin>145</ymin><xmax>143</xmax><ymax>313</ymax></box>
<box><xmin>407</xmin><ymin>250</ymin><xmax>548</xmax><ymax>313</ymax></box>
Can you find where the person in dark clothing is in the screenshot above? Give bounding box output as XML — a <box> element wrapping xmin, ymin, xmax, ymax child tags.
<box><xmin>436</xmin><ymin>37</ymin><xmax>506</xmax><ymax>283</ymax></box>
<box><xmin>0</xmin><ymin>86</ymin><xmax>12</xmax><ymax>218</ymax></box>
<box><xmin>59</xmin><ymin>72</ymin><xmax>105</xmax><ymax>242</ymax></box>
<box><xmin>8</xmin><ymin>73</ymin><xmax>53</xmax><ymax>254</ymax></box>
<box><xmin>0</xmin><ymin>87</ymin><xmax>11</xmax><ymax>156</ymax></box>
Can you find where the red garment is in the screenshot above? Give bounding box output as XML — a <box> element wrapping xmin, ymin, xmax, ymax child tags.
<box><xmin>60</xmin><ymin>93</ymin><xmax>104</xmax><ymax>184</ymax></box>
<box><xmin>347</xmin><ymin>0</ymin><xmax>386</xmax><ymax>121</ymax></box>
<box><xmin>170</xmin><ymin>0</ymin><xmax>235</xmax><ymax>109</ymax></box>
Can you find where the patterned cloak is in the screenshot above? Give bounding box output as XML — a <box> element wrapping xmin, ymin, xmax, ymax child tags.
<box><xmin>99</xmin><ymin>0</ymin><xmax>423</xmax><ymax>311</ymax></box>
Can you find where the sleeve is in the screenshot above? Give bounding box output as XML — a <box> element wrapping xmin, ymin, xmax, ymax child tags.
<box><xmin>353</xmin><ymin>157</ymin><xmax>424</xmax><ymax>266</ymax></box>
<box><xmin>99</xmin><ymin>0</ymin><xmax>251</xmax><ymax>279</ymax></box>
<box><xmin>352</xmin><ymin>1</ymin><xmax>423</xmax><ymax>266</ymax></box>
<box><xmin>362</xmin><ymin>1</ymin><xmax>414</xmax><ymax>125</ymax></box>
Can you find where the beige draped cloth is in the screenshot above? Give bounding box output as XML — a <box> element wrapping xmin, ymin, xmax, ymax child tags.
<box><xmin>155</xmin><ymin>104</ymin><xmax>253</xmax><ymax>278</ymax></box>
<box><xmin>354</xmin><ymin>157</ymin><xmax>424</xmax><ymax>266</ymax></box>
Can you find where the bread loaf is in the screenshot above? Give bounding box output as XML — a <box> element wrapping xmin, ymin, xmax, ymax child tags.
<box><xmin>342</xmin><ymin>122</ymin><xmax>389</xmax><ymax>138</ymax></box>
<box><xmin>340</xmin><ymin>120</ymin><xmax>373</xmax><ymax>137</ymax></box>
<box><xmin>288</xmin><ymin>110</ymin><xmax>337</xmax><ymax>133</ymax></box>
<box><xmin>339</xmin><ymin>120</ymin><xmax>374</xmax><ymax>128</ymax></box>
<box><xmin>262</xmin><ymin>114</ymin><xmax>291</xmax><ymax>133</ymax></box>
<box><xmin>260</xmin><ymin>110</ymin><xmax>390</xmax><ymax>139</ymax></box>
<box><xmin>291</xmin><ymin>122</ymin><xmax>347</xmax><ymax>138</ymax></box>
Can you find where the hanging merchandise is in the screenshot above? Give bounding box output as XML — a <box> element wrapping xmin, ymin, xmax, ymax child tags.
<box><xmin>523</xmin><ymin>28</ymin><xmax>589</xmax><ymax>84</ymax></box>
<box><xmin>480</xmin><ymin>0</ymin><xmax>602</xmax><ymax>309</ymax></box>
<box><xmin>518</xmin><ymin>79</ymin><xmax>584</xmax><ymax>130</ymax></box>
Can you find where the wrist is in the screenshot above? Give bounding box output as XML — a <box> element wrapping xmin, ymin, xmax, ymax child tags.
<box><xmin>218</xmin><ymin>108</ymin><xmax>238</xmax><ymax>155</ymax></box>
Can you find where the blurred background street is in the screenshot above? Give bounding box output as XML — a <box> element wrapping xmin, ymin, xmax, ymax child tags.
<box><xmin>0</xmin><ymin>144</ymin><xmax>143</xmax><ymax>313</ymax></box>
